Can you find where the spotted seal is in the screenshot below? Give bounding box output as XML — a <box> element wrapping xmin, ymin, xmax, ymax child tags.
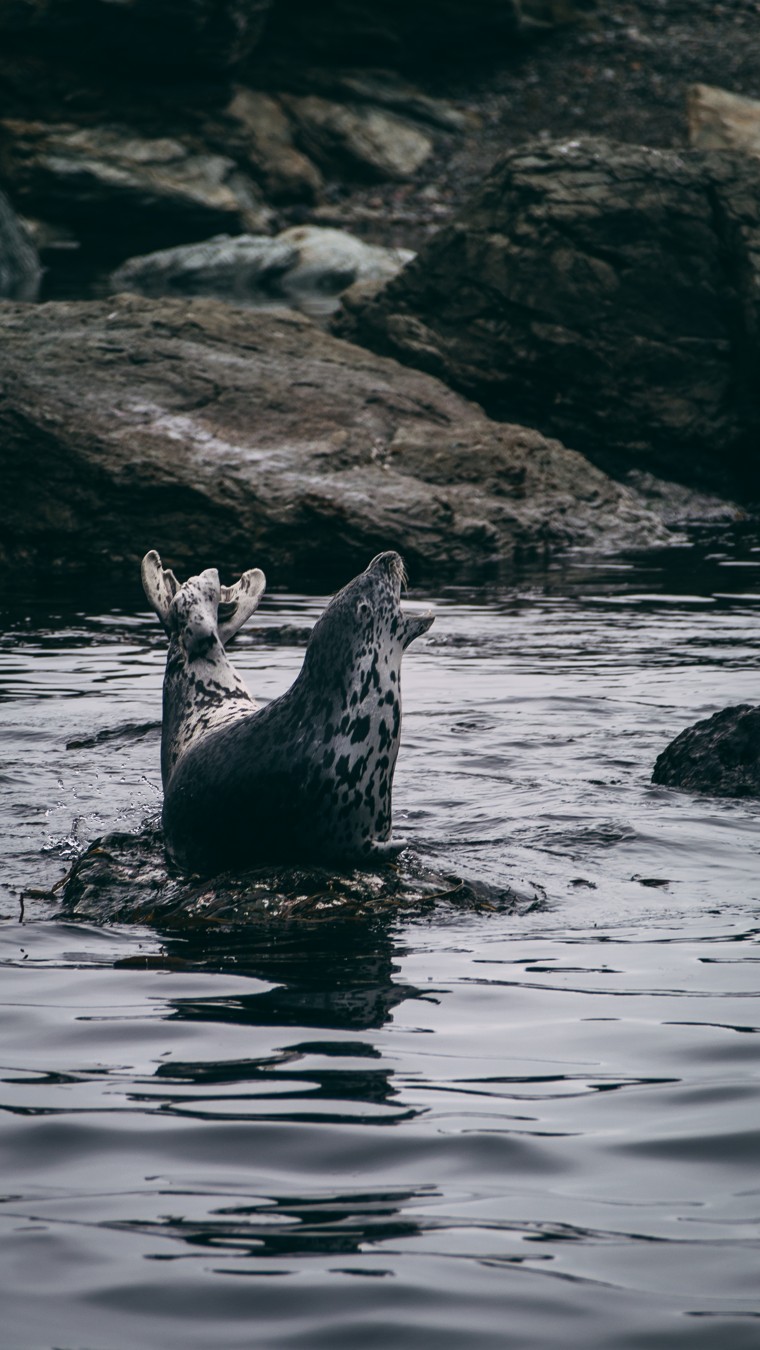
<box><xmin>146</xmin><ymin>550</ymin><xmax>434</xmax><ymax>876</ymax></box>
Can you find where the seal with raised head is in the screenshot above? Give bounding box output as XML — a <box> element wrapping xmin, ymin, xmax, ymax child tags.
<box><xmin>148</xmin><ymin>550</ymin><xmax>434</xmax><ymax>876</ymax></box>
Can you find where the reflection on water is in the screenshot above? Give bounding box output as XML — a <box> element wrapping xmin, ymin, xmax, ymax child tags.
<box><xmin>1</xmin><ymin>530</ymin><xmax>760</xmax><ymax>1348</ymax></box>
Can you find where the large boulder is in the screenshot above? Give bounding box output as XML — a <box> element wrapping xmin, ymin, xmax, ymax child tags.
<box><xmin>336</xmin><ymin>138</ymin><xmax>760</xmax><ymax>499</ymax></box>
<box><xmin>0</xmin><ymin>189</ymin><xmax>41</xmax><ymax>300</ymax></box>
<box><xmin>0</xmin><ymin>293</ymin><xmax>670</xmax><ymax>586</ymax></box>
<box><xmin>652</xmin><ymin>705</ymin><xmax>760</xmax><ymax>799</ymax></box>
<box><xmin>110</xmin><ymin>226</ymin><xmax>414</xmax><ymax>317</ymax></box>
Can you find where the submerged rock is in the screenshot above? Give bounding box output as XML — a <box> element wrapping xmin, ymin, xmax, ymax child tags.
<box><xmin>59</xmin><ymin>825</ymin><xmax>545</xmax><ymax>925</ymax></box>
<box><xmin>336</xmin><ymin>137</ymin><xmax>760</xmax><ymax>499</ymax></box>
<box><xmin>652</xmin><ymin>705</ymin><xmax>760</xmax><ymax>798</ymax></box>
<box><xmin>110</xmin><ymin>225</ymin><xmax>414</xmax><ymax>317</ymax></box>
<box><xmin>0</xmin><ymin>293</ymin><xmax>672</xmax><ymax>586</ymax></box>
<box><xmin>0</xmin><ymin>189</ymin><xmax>40</xmax><ymax>299</ymax></box>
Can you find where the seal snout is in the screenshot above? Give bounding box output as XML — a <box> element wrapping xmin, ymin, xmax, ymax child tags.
<box><xmin>367</xmin><ymin>550</ymin><xmax>406</xmax><ymax>586</ymax></box>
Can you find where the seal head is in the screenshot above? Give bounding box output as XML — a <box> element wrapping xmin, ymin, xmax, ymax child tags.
<box><xmin>161</xmin><ymin>550</ymin><xmax>434</xmax><ymax>875</ymax></box>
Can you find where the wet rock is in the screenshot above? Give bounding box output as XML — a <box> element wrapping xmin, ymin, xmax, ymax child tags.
<box><xmin>110</xmin><ymin>225</ymin><xmax>414</xmax><ymax>318</ymax></box>
<box><xmin>652</xmin><ymin>705</ymin><xmax>760</xmax><ymax>798</ymax></box>
<box><xmin>59</xmin><ymin>824</ymin><xmax>545</xmax><ymax>926</ymax></box>
<box><xmin>336</xmin><ymin>137</ymin><xmax>760</xmax><ymax>499</ymax></box>
<box><xmin>225</xmin><ymin>87</ymin><xmax>323</xmax><ymax>203</ymax></box>
<box><xmin>283</xmin><ymin>96</ymin><xmax>434</xmax><ymax>181</ymax></box>
<box><xmin>0</xmin><ymin>293</ymin><xmax>672</xmax><ymax>586</ymax></box>
<box><xmin>0</xmin><ymin>189</ymin><xmax>41</xmax><ymax>299</ymax></box>
<box><xmin>0</xmin><ymin>120</ymin><xmax>274</xmax><ymax>258</ymax></box>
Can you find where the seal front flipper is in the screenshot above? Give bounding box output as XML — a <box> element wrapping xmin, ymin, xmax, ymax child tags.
<box><xmin>142</xmin><ymin>550</ymin><xmax>266</xmax><ymax>791</ymax></box>
<box><xmin>141</xmin><ymin>550</ymin><xmax>180</xmax><ymax>634</ymax></box>
<box><xmin>399</xmin><ymin>609</ymin><xmax>435</xmax><ymax>649</ymax></box>
<box><xmin>362</xmin><ymin>838</ymin><xmax>409</xmax><ymax>863</ymax></box>
<box><xmin>218</xmin><ymin>568</ymin><xmax>267</xmax><ymax>645</ymax></box>
<box><xmin>142</xmin><ymin>549</ymin><xmax>265</xmax><ymax>647</ymax></box>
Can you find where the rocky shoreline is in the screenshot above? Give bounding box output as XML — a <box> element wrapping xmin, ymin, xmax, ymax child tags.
<box><xmin>2</xmin><ymin>1</ymin><xmax>760</xmax><ymax>591</ymax></box>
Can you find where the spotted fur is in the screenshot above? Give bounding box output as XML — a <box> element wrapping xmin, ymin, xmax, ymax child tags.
<box><xmin>141</xmin><ymin>551</ymin><xmax>266</xmax><ymax>787</ymax></box>
<box><xmin>155</xmin><ymin>550</ymin><xmax>434</xmax><ymax>876</ymax></box>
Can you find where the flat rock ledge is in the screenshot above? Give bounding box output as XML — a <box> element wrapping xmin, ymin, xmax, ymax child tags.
<box><xmin>0</xmin><ymin>293</ymin><xmax>672</xmax><ymax>587</ymax></box>
<box><xmin>652</xmin><ymin>704</ymin><xmax>760</xmax><ymax>798</ymax></box>
<box><xmin>57</xmin><ymin>825</ymin><xmax>545</xmax><ymax>926</ymax></box>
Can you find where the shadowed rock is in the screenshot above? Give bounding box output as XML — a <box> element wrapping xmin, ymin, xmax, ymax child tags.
<box><xmin>0</xmin><ymin>120</ymin><xmax>274</xmax><ymax>257</ymax></box>
<box><xmin>652</xmin><ymin>704</ymin><xmax>760</xmax><ymax>798</ymax></box>
<box><xmin>0</xmin><ymin>0</ymin><xmax>274</xmax><ymax>72</ymax></box>
<box><xmin>0</xmin><ymin>293</ymin><xmax>672</xmax><ymax>586</ymax></box>
<box><xmin>0</xmin><ymin>189</ymin><xmax>40</xmax><ymax>299</ymax></box>
<box><xmin>335</xmin><ymin>137</ymin><xmax>760</xmax><ymax>499</ymax></box>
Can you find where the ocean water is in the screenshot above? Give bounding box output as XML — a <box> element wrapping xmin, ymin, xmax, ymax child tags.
<box><xmin>1</xmin><ymin>531</ymin><xmax>759</xmax><ymax>1349</ymax></box>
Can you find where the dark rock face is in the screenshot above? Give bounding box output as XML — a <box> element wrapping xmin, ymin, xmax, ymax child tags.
<box><xmin>0</xmin><ymin>293</ymin><xmax>670</xmax><ymax>587</ymax></box>
<box><xmin>0</xmin><ymin>189</ymin><xmax>40</xmax><ymax>299</ymax></box>
<box><xmin>652</xmin><ymin>705</ymin><xmax>760</xmax><ymax>798</ymax></box>
<box><xmin>335</xmin><ymin>138</ymin><xmax>760</xmax><ymax>499</ymax></box>
<box><xmin>257</xmin><ymin>0</ymin><xmax>523</xmax><ymax>69</ymax></box>
<box><xmin>0</xmin><ymin>0</ymin><xmax>275</xmax><ymax>73</ymax></box>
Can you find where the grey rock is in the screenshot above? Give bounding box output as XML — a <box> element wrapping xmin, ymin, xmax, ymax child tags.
<box><xmin>225</xmin><ymin>87</ymin><xmax>323</xmax><ymax>203</ymax></box>
<box><xmin>273</xmin><ymin>68</ymin><xmax>472</xmax><ymax>134</ymax></box>
<box><xmin>0</xmin><ymin>189</ymin><xmax>41</xmax><ymax>299</ymax></box>
<box><xmin>283</xmin><ymin>95</ymin><xmax>433</xmax><ymax>181</ymax></box>
<box><xmin>0</xmin><ymin>293</ymin><xmax>672</xmax><ymax>585</ymax></box>
<box><xmin>652</xmin><ymin>705</ymin><xmax>760</xmax><ymax>798</ymax></box>
<box><xmin>335</xmin><ymin>137</ymin><xmax>760</xmax><ymax>499</ymax></box>
<box><xmin>0</xmin><ymin>120</ymin><xmax>274</xmax><ymax>253</ymax></box>
<box><xmin>110</xmin><ymin>225</ymin><xmax>414</xmax><ymax>318</ymax></box>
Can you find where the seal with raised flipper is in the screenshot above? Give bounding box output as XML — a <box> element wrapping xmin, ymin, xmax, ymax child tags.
<box><xmin>141</xmin><ymin>550</ymin><xmax>266</xmax><ymax>788</ymax></box>
<box><xmin>146</xmin><ymin>550</ymin><xmax>434</xmax><ymax>876</ymax></box>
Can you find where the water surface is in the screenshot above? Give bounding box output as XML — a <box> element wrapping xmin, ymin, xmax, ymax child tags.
<box><xmin>1</xmin><ymin>532</ymin><xmax>759</xmax><ymax>1348</ymax></box>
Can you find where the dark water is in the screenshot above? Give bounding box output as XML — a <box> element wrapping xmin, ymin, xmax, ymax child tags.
<box><xmin>2</xmin><ymin>533</ymin><xmax>760</xmax><ymax>1349</ymax></box>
